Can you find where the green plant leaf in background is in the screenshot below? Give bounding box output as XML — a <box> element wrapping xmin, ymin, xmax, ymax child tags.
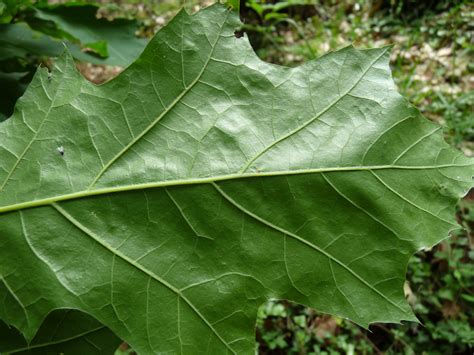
<box><xmin>0</xmin><ymin>309</ymin><xmax>121</xmax><ymax>354</ymax></box>
<box><xmin>226</xmin><ymin>0</ymin><xmax>240</xmax><ymax>12</ymax></box>
<box><xmin>0</xmin><ymin>2</ymin><xmax>147</xmax><ymax>67</ymax></box>
<box><xmin>0</xmin><ymin>22</ymin><xmax>62</xmax><ymax>61</ymax></box>
<box><xmin>0</xmin><ymin>70</ymin><xmax>29</xmax><ymax>121</ymax></box>
<box><xmin>31</xmin><ymin>3</ymin><xmax>147</xmax><ymax>66</ymax></box>
<box><xmin>0</xmin><ymin>4</ymin><xmax>472</xmax><ymax>354</ymax></box>
<box><xmin>0</xmin><ymin>21</ymin><xmax>63</xmax><ymax>121</ymax></box>
<box><xmin>0</xmin><ymin>1</ymin><xmax>147</xmax><ymax>122</ymax></box>
<box><xmin>0</xmin><ymin>0</ymin><xmax>32</xmax><ymax>24</ymax></box>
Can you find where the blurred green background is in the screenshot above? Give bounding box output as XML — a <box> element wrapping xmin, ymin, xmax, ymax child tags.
<box><xmin>1</xmin><ymin>0</ymin><xmax>472</xmax><ymax>354</ymax></box>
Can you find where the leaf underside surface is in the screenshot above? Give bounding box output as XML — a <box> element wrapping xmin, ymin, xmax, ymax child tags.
<box><xmin>0</xmin><ymin>309</ymin><xmax>120</xmax><ymax>354</ymax></box>
<box><xmin>0</xmin><ymin>4</ymin><xmax>472</xmax><ymax>354</ymax></box>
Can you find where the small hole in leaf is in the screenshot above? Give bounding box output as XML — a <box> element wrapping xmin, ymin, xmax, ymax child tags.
<box><xmin>234</xmin><ymin>30</ymin><xmax>244</xmax><ymax>38</ymax></box>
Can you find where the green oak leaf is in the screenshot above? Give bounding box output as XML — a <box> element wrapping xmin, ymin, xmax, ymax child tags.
<box><xmin>0</xmin><ymin>22</ymin><xmax>62</xmax><ymax>61</ymax></box>
<box><xmin>0</xmin><ymin>309</ymin><xmax>121</xmax><ymax>354</ymax></box>
<box><xmin>0</xmin><ymin>4</ymin><xmax>472</xmax><ymax>354</ymax></box>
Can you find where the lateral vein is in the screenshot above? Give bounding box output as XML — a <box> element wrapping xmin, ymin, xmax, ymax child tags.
<box><xmin>51</xmin><ymin>203</ymin><xmax>235</xmax><ymax>354</ymax></box>
<box><xmin>210</xmin><ymin>182</ymin><xmax>408</xmax><ymax>314</ymax></box>
<box><xmin>87</xmin><ymin>11</ymin><xmax>230</xmax><ymax>189</ymax></box>
<box><xmin>240</xmin><ymin>48</ymin><xmax>389</xmax><ymax>173</ymax></box>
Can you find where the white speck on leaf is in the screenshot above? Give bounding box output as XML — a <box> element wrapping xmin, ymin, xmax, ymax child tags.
<box><xmin>57</xmin><ymin>146</ymin><xmax>64</xmax><ymax>156</ymax></box>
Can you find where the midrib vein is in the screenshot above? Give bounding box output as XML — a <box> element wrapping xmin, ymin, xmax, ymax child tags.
<box><xmin>87</xmin><ymin>12</ymin><xmax>229</xmax><ymax>190</ymax></box>
<box><xmin>52</xmin><ymin>203</ymin><xmax>236</xmax><ymax>354</ymax></box>
<box><xmin>0</xmin><ymin>163</ymin><xmax>470</xmax><ymax>214</ymax></box>
<box><xmin>239</xmin><ymin>47</ymin><xmax>389</xmax><ymax>173</ymax></box>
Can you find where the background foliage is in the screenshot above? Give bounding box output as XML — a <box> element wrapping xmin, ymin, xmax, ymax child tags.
<box><xmin>0</xmin><ymin>0</ymin><xmax>472</xmax><ymax>353</ymax></box>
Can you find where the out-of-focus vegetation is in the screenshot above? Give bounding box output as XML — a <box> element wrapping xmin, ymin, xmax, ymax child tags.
<box><xmin>1</xmin><ymin>0</ymin><xmax>472</xmax><ymax>353</ymax></box>
<box><xmin>0</xmin><ymin>0</ymin><xmax>146</xmax><ymax>119</ymax></box>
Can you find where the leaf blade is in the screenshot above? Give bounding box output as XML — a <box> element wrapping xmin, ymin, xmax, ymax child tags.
<box><xmin>0</xmin><ymin>309</ymin><xmax>121</xmax><ymax>354</ymax></box>
<box><xmin>0</xmin><ymin>4</ymin><xmax>472</xmax><ymax>354</ymax></box>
